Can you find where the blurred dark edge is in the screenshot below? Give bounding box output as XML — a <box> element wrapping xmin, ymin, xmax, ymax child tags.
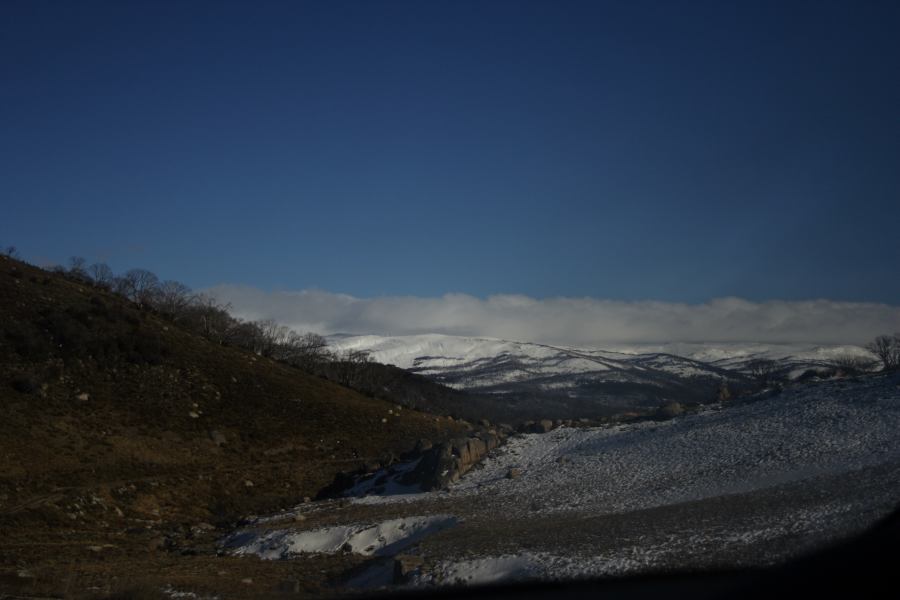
<box><xmin>361</xmin><ymin>503</ymin><xmax>900</xmax><ymax>599</ymax></box>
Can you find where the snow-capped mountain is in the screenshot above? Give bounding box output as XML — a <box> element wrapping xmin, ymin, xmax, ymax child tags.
<box><xmin>328</xmin><ymin>333</ymin><xmax>875</xmax><ymax>413</ymax></box>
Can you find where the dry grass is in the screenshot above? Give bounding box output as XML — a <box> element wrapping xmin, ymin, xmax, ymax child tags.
<box><xmin>0</xmin><ymin>255</ymin><xmax>467</xmax><ymax>597</ymax></box>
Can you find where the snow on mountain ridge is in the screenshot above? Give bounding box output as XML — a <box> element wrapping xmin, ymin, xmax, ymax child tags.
<box><xmin>327</xmin><ymin>334</ymin><xmax>876</xmax><ymax>408</ymax></box>
<box><xmin>328</xmin><ymin>334</ymin><xmax>871</xmax><ymax>373</ymax></box>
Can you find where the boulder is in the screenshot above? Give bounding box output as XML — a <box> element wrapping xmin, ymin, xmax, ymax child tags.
<box><xmin>656</xmin><ymin>402</ymin><xmax>685</xmax><ymax>419</ymax></box>
<box><xmin>718</xmin><ymin>384</ymin><xmax>732</xmax><ymax>402</ymax></box>
<box><xmin>467</xmin><ymin>437</ymin><xmax>487</xmax><ymax>461</ymax></box>
<box><xmin>480</xmin><ymin>432</ymin><xmax>500</xmax><ymax>451</ymax></box>
<box><xmin>394</xmin><ymin>554</ymin><xmax>425</xmax><ymax>583</ymax></box>
<box><xmin>451</xmin><ymin>438</ymin><xmax>473</xmax><ymax>466</ymax></box>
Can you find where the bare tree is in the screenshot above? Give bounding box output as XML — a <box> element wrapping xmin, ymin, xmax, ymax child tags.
<box><xmin>115</xmin><ymin>268</ymin><xmax>160</xmax><ymax>306</ymax></box>
<box><xmin>867</xmin><ymin>335</ymin><xmax>900</xmax><ymax>371</ymax></box>
<box><xmin>296</xmin><ymin>332</ymin><xmax>331</xmax><ymax>364</ymax></box>
<box><xmin>227</xmin><ymin>321</ymin><xmax>266</xmax><ymax>353</ymax></box>
<box><xmin>253</xmin><ymin>319</ymin><xmax>293</xmax><ymax>357</ymax></box>
<box><xmin>67</xmin><ymin>256</ymin><xmax>89</xmax><ymax>281</ymax></box>
<box><xmin>181</xmin><ymin>294</ymin><xmax>238</xmax><ymax>344</ymax></box>
<box><xmin>276</xmin><ymin>331</ymin><xmax>332</xmax><ymax>367</ymax></box>
<box><xmin>329</xmin><ymin>348</ymin><xmax>373</xmax><ymax>388</ymax></box>
<box><xmin>3</xmin><ymin>245</ymin><xmax>20</xmax><ymax>259</ymax></box>
<box><xmin>152</xmin><ymin>280</ymin><xmax>193</xmax><ymax>316</ymax></box>
<box><xmin>88</xmin><ymin>263</ymin><xmax>115</xmax><ymax>288</ymax></box>
<box><xmin>747</xmin><ymin>358</ymin><xmax>778</xmax><ymax>386</ymax></box>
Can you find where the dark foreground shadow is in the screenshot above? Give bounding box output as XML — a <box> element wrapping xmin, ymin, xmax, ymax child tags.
<box><xmin>364</xmin><ymin>504</ymin><xmax>900</xmax><ymax>599</ymax></box>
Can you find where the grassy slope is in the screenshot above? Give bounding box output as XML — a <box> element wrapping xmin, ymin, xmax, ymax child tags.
<box><xmin>0</xmin><ymin>255</ymin><xmax>466</xmax><ymax>597</ymax></box>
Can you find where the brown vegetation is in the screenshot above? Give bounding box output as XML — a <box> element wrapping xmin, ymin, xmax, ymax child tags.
<box><xmin>0</xmin><ymin>255</ymin><xmax>467</xmax><ymax>597</ymax></box>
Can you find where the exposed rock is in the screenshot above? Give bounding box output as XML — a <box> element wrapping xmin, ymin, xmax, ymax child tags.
<box><xmin>406</xmin><ymin>442</ymin><xmax>456</xmax><ymax>490</ymax></box>
<box><xmin>191</xmin><ymin>522</ymin><xmax>215</xmax><ymax>535</ymax></box>
<box><xmin>480</xmin><ymin>432</ymin><xmax>501</xmax><ymax>452</ymax></box>
<box><xmin>209</xmin><ymin>430</ymin><xmax>227</xmax><ymax>446</ymax></box>
<box><xmin>520</xmin><ymin>419</ymin><xmax>554</xmax><ymax>433</ymax></box>
<box><xmin>656</xmin><ymin>402</ymin><xmax>685</xmax><ymax>419</ymax></box>
<box><xmin>326</xmin><ymin>430</ymin><xmax>509</xmax><ymax>497</ymax></box>
<box><xmin>76</xmin><ymin>392</ymin><xmax>90</xmax><ymax>401</ymax></box>
<box><xmin>394</xmin><ymin>554</ymin><xmax>425</xmax><ymax>583</ymax></box>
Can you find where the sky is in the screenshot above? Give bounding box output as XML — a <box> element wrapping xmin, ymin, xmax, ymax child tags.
<box><xmin>2</xmin><ymin>1</ymin><xmax>899</xmax><ymax>343</ymax></box>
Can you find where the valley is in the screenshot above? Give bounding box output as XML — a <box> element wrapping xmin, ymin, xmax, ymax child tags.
<box><xmin>223</xmin><ymin>372</ymin><xmax>900</xmax><ymax>591</ymax></box>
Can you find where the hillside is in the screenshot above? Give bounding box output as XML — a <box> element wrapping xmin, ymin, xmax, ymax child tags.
<box><xmin>0</xmin><ymin>256</ymin><xmax>468</xmax><ymax>597</ymax></box>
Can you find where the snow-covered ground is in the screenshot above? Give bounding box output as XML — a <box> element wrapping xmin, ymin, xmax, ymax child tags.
<box><xmin>227</xmin><ymin>373</ymin><xmax>900</xmax><ymax>589</ymax></box>
<box><xmin>445</xmin><ymin>376</ymin><xmax>900</xmax><ymax>516</ymax></box>
<box><xmin>346</xmin><ymin>373</ymin><xmax>899</xmax><ymax>512</ymax></box>
<box><xmin>225</xmin><ymin>515</ymin><xmax>457</xmax><ymax>559</ymax></box>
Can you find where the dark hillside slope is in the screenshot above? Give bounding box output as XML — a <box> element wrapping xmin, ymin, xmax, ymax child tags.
<box><xmin>313</xmin><ymin>360</ymin><xmax>525</xmax><ymax>424</ymax></box>
<box><xmin>0</xmin><ymin>255</ymin><xmax>467</xmax><ymax>595</ymax></box>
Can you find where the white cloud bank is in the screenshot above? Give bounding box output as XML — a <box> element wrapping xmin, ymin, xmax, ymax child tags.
<box><xmin>204</xmin><ymin>285</ymin><xmax>900</xmax><ymax>346</ymax></box>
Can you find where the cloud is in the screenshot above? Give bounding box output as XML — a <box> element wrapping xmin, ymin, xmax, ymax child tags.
<box><xmin>203</xmin><ymin>285</ymin><xmax>900</xmax><ymax>346</ymax></box>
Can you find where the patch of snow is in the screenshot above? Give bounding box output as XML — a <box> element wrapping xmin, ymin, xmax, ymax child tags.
<box><xmin>161</xmin><ymin>587</ymin><xmax>219</xmax><ymax>600</ymax></box>
<box><xmin>423</xmin><ymin>554</ymin><xmax>545</xmax><ymax>586</ymax></box>
<box><xmin>224</xmin><ymin>515</ymin><xmax>458</xmax><ymax>559</ymax></box>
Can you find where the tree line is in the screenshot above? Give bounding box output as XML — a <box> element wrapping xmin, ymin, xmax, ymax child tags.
<box><xmin>8</xmin><ymin>248</ymin><xmax>900</xmax><ymax>385</ymax></box>
<box><xmin>57</xmin><ymin>256</ymin><xmax>377</xmax><ymax>386</ymax></box>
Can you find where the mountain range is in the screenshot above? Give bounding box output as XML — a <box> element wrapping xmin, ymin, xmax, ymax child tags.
<box><xmin>328</xmin><ymin>334</ymin><xmax>875</xmax><ymax>418</ymax></box>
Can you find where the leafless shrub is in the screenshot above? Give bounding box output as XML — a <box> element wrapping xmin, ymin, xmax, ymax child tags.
<box><xmin>829</xmin><ymin>354</ymin><xmax>878</xmax><ymax>375</ymax></box>
<box><xmin>866</xmin><ymin>334</ymin><xmax>900</xmax><ymax>371</ymax></box>
<box><xmin>747</xmin><ymin>358</ymin><xmax>778</xmax><ymax>386</ymax></box>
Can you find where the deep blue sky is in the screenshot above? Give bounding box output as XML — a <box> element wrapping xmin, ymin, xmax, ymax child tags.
<box><xmin>2</xmin><ymin>0</ymin><xmax>898</xmax><ymax>303</ymax></box>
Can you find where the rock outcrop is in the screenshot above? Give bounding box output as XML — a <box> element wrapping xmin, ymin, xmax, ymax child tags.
<box><xmin>402</xmin><ymin>430</ymin><xmax>504</xmax><ymax>491</ymax></box>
